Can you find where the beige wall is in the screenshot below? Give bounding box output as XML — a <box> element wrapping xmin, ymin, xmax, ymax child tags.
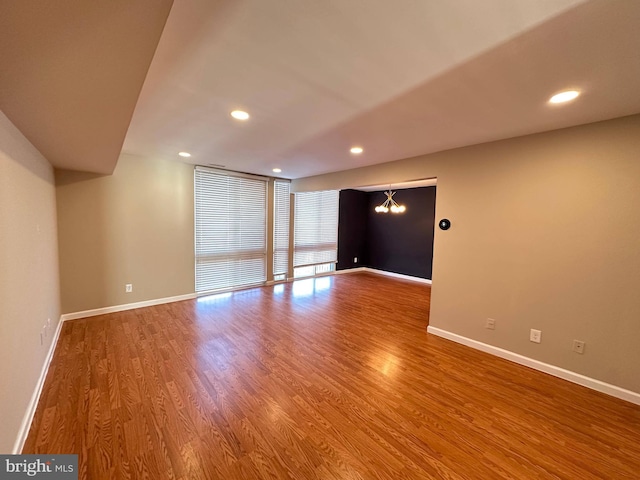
<box><xmin>0</xmin><ymin>111</ymin><xmax>61</xmax><ymax>452</ymax></box>
<box><xmin>56</xmin><ymin>153</ymin><xmax>195</xmax><ymax>313</ymax></box>
<box><xmin>293</xmin><ymin>114</ymin><xmax>640</xmax><ymax>394</ymax></box>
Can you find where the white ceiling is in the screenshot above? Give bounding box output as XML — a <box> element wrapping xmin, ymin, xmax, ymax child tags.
<box><xmin>123</xmin><ymin>0</ymin><xmax>640</xmax><ymax>180</ymax></box>
<box><xmin>4</xmin><ymin>1</ymin><xmax>639</xmax><ymax>177</ymax></box>
<box><xmin>0</xmin><ymin>0</ymin><xmax>173</xmax><ymax>174</ymax></box>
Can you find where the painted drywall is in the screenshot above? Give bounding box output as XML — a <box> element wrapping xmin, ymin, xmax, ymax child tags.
<box><xmin>337</xmin><ymin>189</ymin><xmax>369</xmax><ymax>269</ymax></box>
<box><xmin>56</xmin><ymin>153</ymin><xmax>195</xmax><ymax>314</ymax></box>
<box><xmin>337</xmin><ymin>187</ymin><xmax>436</xmax><ymax>279</ymax></box>
<box><xmin>0</xmin><ymin>111</ymin><xmax>61</xmax><ymax>452</ymax></box>
<box><xmin>0</xmin><ymin>0</ymin><xmax>174</xmax><ymax>174</ymax></box>
<box><xmin>293</xmin><ymin>114</ymin><xmax>640</xmax><ymax>394</ymax></box>
<box><xmin>366</xmin><ymin>187</ymin><xmax>436</xmax><ymax>279</ymax></box>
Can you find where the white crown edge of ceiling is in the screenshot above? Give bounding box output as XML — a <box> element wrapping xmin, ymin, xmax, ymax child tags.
<box><xmin>349</xmin><ymin>178</ymin><xmax>437</xmax><ymax>192</ymax></box>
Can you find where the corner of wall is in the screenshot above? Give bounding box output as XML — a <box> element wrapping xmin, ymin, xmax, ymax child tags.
<box><xmin>0</xmin><ymin>110</ymin><xmax>61</xmax><ymax>453</ymax></box>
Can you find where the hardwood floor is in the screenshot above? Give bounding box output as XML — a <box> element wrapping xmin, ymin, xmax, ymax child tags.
<box><xmin>24</xmin><ymin>272</ymin><xmax>640</xmax><ymax>479</ymax></box>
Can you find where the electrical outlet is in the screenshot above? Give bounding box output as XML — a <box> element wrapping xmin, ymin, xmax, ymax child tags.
<box><xmin>125</xmin><ymin>283</ymin><xmax>133</xmax><ymax>293</ymax></box>
<box><xmin>485</xmin><ymin>318</ymin><xmax>496</xmax><ymax>330</ymax></box>
<box><xmin>354</xmin><ymin>257</ymin><xmax>358</xmax><ymax>263</ymax></box>
<box><xmin>530</xmin><ymin>329</ymin><xmax>542</xmax><ymax>343</ymax></box>
<box><xmin>573</xmin><ymin>340</ymin><xmax>586</xmax><ymax>354</ymax></box>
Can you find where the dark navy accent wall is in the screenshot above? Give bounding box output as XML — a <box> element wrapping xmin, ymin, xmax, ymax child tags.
<box><xmin>366</xmin><ymin>187</ymin><xmax>436</xmax><ymax>279</ymax></box>
<box><xmin>337</xmin><ymin>186</ymin><xmax>436</xmax><ymax>279</ymax></box>
<box><xmin>337</xmin><ymin>189</ymin><xmax>369</xmax><ymax>270</ymax></box>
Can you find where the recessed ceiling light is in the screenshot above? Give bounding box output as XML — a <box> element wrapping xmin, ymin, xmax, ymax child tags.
<box><xmin>350</xmin><ymin>146</ymin><xmax>364</xmax><ymax>154</ymax></box>
<box><xmin>178</xmin><ymin>151</ymin><xmax>191</xmax><ymax>157</ymax></box>
<box><xmin>231</xmin><ymin>110</ymin><xmax>250</xmax><ymax>120</ymax></box>
<box><xmin>272</xmin><ymin>168</ymin><xmax>282</xmax><ymax>173</ymax></box>
<box><xmin>549</xmin><ymin>90</ymin><xmax>580</xmax><ymax>104</ymax></box>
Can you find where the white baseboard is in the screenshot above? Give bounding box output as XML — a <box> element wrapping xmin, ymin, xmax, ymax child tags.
<box><xmin>289</xmin><ymin>267</ymin><xmax>431</xmax><ymax>284</ymax></box>
<box><xmin>61</xmin><ymin>292</ymin><xmax>198</xmax><ymax>322</ymax></box>
<box><xmin>334</xmin><ymin>267</ymin><xmax>366</xmax><ymax>275</ymax></box>
<box><xmin>361</xmin><ymin>267</ymin><xmax>432</xmax><ymax>284</ymax></box>
<box><xmin>13</xmin><ymin>316</ymin><xmax>64</xmax><ymax>454</ymax></box>
<box><xmin>427</xmin><ymin>326</ymin><xmax>640</xmax><ymax>406</ymax></box>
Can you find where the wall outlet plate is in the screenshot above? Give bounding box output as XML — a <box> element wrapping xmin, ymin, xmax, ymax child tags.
<box><xmin>573</xmin><ymin>340</ymin><xmax>586</xmax><ymax>354</ymax></box>
<box><xmin>530</xmin><ymin>329</ymin><xmax>542</xmax><ymax>343</ymax></box>
<box><xmin>125</xmin><ymin>283</ymin><xmax>133</xmax><ymax>293</ymax></box>
<box><xmin>486</xmin><ymin>318</ymin><xmax>496</xmax><ymax>330</ymax></box>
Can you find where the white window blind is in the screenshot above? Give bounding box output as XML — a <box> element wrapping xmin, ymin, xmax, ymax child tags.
<box><xmin>195</xmin><ymin>168</ymin><xmax>267</xmax><ymax>292</ymax></box>
<box><xmin>273</xmin><ymin>180</ymin><xmax>290</xmax><ymax>276</ymax></box>
<box><xmin>293</xmin><ymin>190</ymin><xmax>339</xmax><ymax>267</ymax></box>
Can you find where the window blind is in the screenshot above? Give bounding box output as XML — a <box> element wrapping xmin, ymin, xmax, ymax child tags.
<box><xmin>293</xmin><ymin>190</ymin><xmax>339</xmax><ymax>267</ymax></box>
<box><xmin>273</xmin><ymin>180</ymin><xmax>290</xmax><ymax>276</ymax></box>
<box><xmin>195</xmin><ymin>168</ymin><xmax>267</xmax><ymax>292</ymax></box>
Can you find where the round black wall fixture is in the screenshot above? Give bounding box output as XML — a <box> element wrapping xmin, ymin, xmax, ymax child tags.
<box><xmin>439</xmin><ymin>219</ymin><xmax>451</xmax><ymax>230</ymax></box>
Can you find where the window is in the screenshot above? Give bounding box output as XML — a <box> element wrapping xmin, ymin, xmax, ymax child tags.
<box><xmin>293</xmin><ymin>190</ymin><xmax>339</xmax><ymax>275</ymax></box>
<box><xmin>273</xmin><ymin>180</ymin><xmax>290</xmax><ymax>278</ymax></box>
<box><xmin>195</xmin><ymin>168</ymin><xmax>267</xmax><ymax>292</ymax></box>
<box><xmin>293</xmin><ymin>263</ymin><xmax>336</xmax><ymax>279</ymax></box>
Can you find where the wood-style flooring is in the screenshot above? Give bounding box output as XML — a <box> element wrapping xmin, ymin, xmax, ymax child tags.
<box><xmin>24</xmin><ymin>273</ymin><xmax>640</xmax><ymax>479</ymax></box>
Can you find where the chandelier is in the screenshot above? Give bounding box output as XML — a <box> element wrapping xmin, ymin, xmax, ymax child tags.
<box><xmin>374</xmin><ymin>189</ymin><xmax>406</xmax><ymax>214</ymax></box>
